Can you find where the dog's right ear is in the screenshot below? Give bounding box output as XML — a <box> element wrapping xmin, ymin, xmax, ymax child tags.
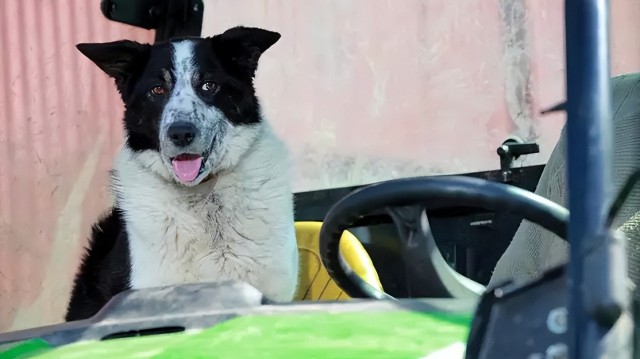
<box><xmin>76</xmin><ymin>40</ymin><xmax>150</xmax><ymax>85</ymax></box>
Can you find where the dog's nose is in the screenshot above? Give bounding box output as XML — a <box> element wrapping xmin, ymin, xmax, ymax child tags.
<box><xmin>167</xmin><ymin>122</ymin><xmax>199</xmax><ymax>147</ymax></box>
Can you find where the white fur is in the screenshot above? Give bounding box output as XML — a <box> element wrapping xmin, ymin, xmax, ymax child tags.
<box><xmin>113</xmin><ymin>116</ymin><xmax>299</xmax><ymax>302</ymax></box>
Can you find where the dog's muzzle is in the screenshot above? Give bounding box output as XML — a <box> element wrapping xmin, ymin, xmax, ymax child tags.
<box><xmin>161</xmin><ymin>120</ymin><xmax>216</xmax><ymax>184</ymax></box>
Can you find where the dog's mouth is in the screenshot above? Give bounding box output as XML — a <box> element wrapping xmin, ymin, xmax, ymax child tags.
<box><xmin>171</xmin><ymin>153</ymin><xmax>206</xmax><ymax>183</ymax></box>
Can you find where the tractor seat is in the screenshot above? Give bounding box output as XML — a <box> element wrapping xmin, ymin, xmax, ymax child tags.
<box><xmin>293</xmin><ymin>221</ymin><xmax>383</xmax><ymax>301</ymax></box>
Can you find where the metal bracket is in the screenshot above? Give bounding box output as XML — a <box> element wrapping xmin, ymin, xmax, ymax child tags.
<box><xmin>496</xmin><ymin>137</ymin><xmax>539</xmax><ymax>183</ymax></box>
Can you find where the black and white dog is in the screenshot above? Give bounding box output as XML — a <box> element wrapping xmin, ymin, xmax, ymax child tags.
<box><xmin>65</xmin><ymin>27</ymin><xmax>299</xmax><ymax>321</ymax></box>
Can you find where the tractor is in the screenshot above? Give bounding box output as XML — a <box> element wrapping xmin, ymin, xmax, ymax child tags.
<box><xmin>0</xmin><ymin>0</ymin><xmax>636</xmax><ymax>358</ymax></box>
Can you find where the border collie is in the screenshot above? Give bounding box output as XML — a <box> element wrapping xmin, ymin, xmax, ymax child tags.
<box><xmin>64</xmin><ymin>26</ymin><xmax>299</xmax><ymax>321</ymax></box>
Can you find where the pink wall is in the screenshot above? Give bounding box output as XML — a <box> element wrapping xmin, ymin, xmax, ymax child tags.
<box><xmin>202</xmin><ymin>0</ymin><xmax>640</xmax><ymax>191</ymax></box>
<box><xmin>0</xmin><ymin>0</ymin><xmax>638</xmax><ymax>332</ymax></box>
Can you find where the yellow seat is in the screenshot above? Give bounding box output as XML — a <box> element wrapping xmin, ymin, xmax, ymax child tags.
<box><xmin>294</xmin><ymin>221</ymin><xmax>383</xmax><ymax>301</ymax></box>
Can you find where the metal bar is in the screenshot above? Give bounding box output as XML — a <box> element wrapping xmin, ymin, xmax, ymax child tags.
<box><xmin>564</xmin><ymin>0</ymin><xmax>613</xmax><ymax>357</ymax></box>
<box><xmin>154</xmin><ymin>0</ymin><xmax>204</xmax><ymax>43</ymax></box>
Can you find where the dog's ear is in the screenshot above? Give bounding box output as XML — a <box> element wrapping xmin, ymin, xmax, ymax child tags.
<box><xmin>209</xmin><ymin>26</ymin><xmax>281</xmax><ymax>78</ymax></box>
<box><xmin>76</xmin><ymin>40</ymin><xmax>150</xmax><ymax>86</ymax></box>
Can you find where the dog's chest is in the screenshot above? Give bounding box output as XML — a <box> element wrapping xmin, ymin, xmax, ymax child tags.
<box><xmin>123</xmin><ymin>187</ymin><xmax>285</xmax><ymax>292</ymax></box>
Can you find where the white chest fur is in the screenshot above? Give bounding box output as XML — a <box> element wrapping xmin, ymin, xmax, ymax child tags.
<box><xmin>112</xmin><ymin>126</ymin><xmax>299</xmax><ymax>302</ymax></box>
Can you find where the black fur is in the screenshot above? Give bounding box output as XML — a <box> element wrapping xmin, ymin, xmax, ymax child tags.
<box><xmin>65</xmin><ymin>209</ymin><xmax>131</xmax><ymax>321</ymax></box>
<box><xmin>66</xmin><ymin>26</ymin><xmax>280</xmax><ymax>321</ymax></box>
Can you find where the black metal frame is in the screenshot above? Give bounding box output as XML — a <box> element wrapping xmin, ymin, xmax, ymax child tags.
<box><xmin>100</xmin><ymin>0</ymin><xmax>204</xmax><ymax>42</ymax></box>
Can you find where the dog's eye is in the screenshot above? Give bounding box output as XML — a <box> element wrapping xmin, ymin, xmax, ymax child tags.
<box><xmin>201</xmin><ymin>82</ymin><xmax>218</xmax><ymax>93</ymax></box>
<box><xmin>150</xmin><ymin>86</ymin><xmax>165</xmax><ymax>96</ymax></box>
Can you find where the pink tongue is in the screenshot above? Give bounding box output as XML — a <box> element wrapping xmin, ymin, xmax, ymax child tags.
<box><xmin>171</xmin><ymin>156</ymin><xmax>203</xmax><ymax>182</ymax></box>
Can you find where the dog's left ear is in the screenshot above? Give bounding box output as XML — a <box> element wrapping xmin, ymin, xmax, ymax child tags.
<box><xmin>209</xmin><ymin>26</ymin><xmax>281</xmax><ymax>77</ymax></box>
<box><xmin>76</xmin><ymin>40</ymin><xmax>150</xmax><ymax>88</ymax></box>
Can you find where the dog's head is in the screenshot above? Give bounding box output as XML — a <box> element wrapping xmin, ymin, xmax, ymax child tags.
<box><xmin>77</xmin><ymin>26</ymin><xmax>280</xmax><ymax>186</ymax></box>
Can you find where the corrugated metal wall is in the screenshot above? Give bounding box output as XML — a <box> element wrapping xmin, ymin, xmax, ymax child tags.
<box><xmin>0</xmin><ymin>0</ymin><xmax>638</xmax><ymax>333</ymax></box>
<box><xmin>0</xmin><ymin>0</ymin><xmax>153</xmax><ymax>332</ymax></box>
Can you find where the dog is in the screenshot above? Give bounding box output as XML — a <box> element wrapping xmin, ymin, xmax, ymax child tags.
<box><xmin>64</xmin><ymin>26</ymin><xmax>299</xmax><ymax>321</ymax></box>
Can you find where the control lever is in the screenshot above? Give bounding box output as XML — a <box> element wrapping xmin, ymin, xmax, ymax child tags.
<box><xmin>496</xmin><ymin>137</ymin><xmax>539</xmax><ymax>183</ymax></box>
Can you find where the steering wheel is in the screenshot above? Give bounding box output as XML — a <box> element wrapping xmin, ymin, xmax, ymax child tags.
<box><xmin>319</xmin><ymin>175</ymin><xmax>570</xmax><ymax>300</ymax></box>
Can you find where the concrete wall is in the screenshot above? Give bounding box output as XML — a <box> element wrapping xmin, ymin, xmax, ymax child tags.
<box><xmin>201</xmin><ymin>0</ymin><xmax>640</xmax><ymax>191</ymax></box>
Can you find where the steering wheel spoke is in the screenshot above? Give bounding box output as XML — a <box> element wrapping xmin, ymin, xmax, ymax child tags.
<box><xmin>386</xmin><ymin>206</ymin><xmax>485</xmax><ymax>298</ymax></box>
